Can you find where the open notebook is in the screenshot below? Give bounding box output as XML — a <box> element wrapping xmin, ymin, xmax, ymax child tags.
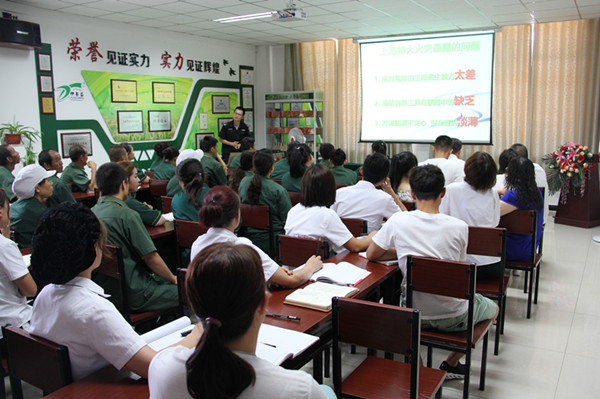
<box><xmin>141</xmin><ymin>316</ymin><xmax>318</xmax><ymax>366</ymax></box>
<box><xmin>284</xmin><ymin>282</ymin><xmax>359</xmax><ymax>312</ymax></box>
<box><xmin>310</xmin><ymin>261</ymin><xmax>371</xmax><ymax>286</ymax></box>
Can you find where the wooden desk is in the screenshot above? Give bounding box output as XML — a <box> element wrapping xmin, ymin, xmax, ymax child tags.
<box><xmin>72</xmin><ymin>191</ymin><xmax>95</xmax><ymax>202</ymax></box>
<box><xmin>145</xmin><ymin>223</ymin><xmax>174</xmax><ymax>240</ymax></box>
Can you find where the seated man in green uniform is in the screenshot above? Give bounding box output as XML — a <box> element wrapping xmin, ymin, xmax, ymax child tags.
<box><xmin>117</xmin><ymin>160</ymin><xmax>166</xmax><ymax>227</ymax></box>
<box><xmin>200</xmin><ymin>136</ymin><xmax>228</xmax><ymax>187</ymax></box>
<box><xmin>61</xmin><ymin>145</ymin><xmax>97</xmax><ymax>192</ymax></box>
<box><xmin>228</xmin><ymin>137</ymin><xmax>255</xmax><ymax>170</ymax></box>
<box><xmin>318</xmin><ymin>143</ymin><xmax>334</xmax><ymax>168</ymax></box>
<box><xmin>10</xmin><ymin>164</ymin><xmax>55</xmax><ymax>248</ymax></box>
<box><xmin>330</xmin><ymin>148</ymin><xmax>358</xmax><ymax>186</ymax></box>
<box><xmin>91</xmin><ymin>163</ymin><xmax>178</xmax><ymax>313</ymax></box>
<box><xmin>270</xmin><ymin>142</ymin><xmax>294</xmax><ymax>180</ymax></box>
<box><xmin>0</xmin><ymin>145</ymin><xmax>20</xmax><ymax>202</ymax></box>
<box><xmin>38</xmin><ymin>149</ymin><xmax>76</xmax><ymax>207</ymax></box>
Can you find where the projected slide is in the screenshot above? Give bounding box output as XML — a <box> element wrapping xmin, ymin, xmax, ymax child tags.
<box><xmin>360</xmin><ymin>31</ymin><xmax>494</xmax><ymax>144</ymax></box>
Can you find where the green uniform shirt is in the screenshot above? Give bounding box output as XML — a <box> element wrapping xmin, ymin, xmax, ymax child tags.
<box><xmin>10</xmin><ymin>197</ymin><xmax>47</xmax><ymax>248</ymax></box>
<box><xmin>201</xmin><ymin>154</ymin><xmax>227</xmax><ymax>187</ymax></box>
<box><xmin>0</xmin><ymin>166</ymin><xmax>16</xmax><ymax>201</ymax></box>
<box><xmin>61</xmin><ymin>162</ymin><xmax>90</xmax><ymax>192</ymax></box>
<box><xmin>331</xmin><ymin>165</ymin><xmax>358</xmax><ymax>186</ymax></box>
<box><xmin>171</xmin><ymin>186</ymin><xmax>210</xmax><ymax>221</ymax></box>
<box><xmin>125</xmin><ymin>194</ymin><xmax>162</xmax><ymax>226</ymax></box>
<box><xmin>46</xmin><ymin>174</ymin><xmax>76</xmax><ymax>207</ymax></box>
<box><xmin>229</xmin><ymin>153</ymin><xmax>242</xmax><ymax>170</ymax></box>
<box><xmin>152</xmin><ymin>161</ymin><xmax>175</xmax><ymax>181</ymax></box>
<box><xmin>271</xmin><ymin>158</ymin><xmax>290</xmax><ymax>180</ymax></box>
<box><xmin>166</xmin><ymin>176</ymin><xmax>182</xmax><ymax>197</ymax></box>
<box><xmin>238</xmin><ymin>174</ymin><xmax>291</xmax><ymax>235</ymax></box>
<box><xmin>282</xmin><ymin>172</ymin><xmax>302</xmax><ymax>192</ymax></box>
<box><xmin>319</xmin><ymin>159</ymin><xmax>333</xmax><ymax>168</ymax></box>
<box><xmin>92</xmin><ymin>196</ymin><xmax>177</xmax><ymax>312</ymax></box>
<box><xmin>150</xmin><ymin>158</ymin><xmax>164</xmax><ymax>170</ymax></box>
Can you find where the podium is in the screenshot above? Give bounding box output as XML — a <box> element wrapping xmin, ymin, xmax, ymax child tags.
<box><xmin>554</xmin><ymin>164</ymin><xmax>600</xmax><ymax>228</ymax></box>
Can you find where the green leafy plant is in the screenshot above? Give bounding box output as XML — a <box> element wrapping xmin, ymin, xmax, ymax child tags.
<box><xmin>0</xmin><ymin>118</ymin><xmax>42</xmax><ymax>165</ymax></box>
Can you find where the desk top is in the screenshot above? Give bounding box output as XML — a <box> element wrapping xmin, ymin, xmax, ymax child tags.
<box><xmin>72</xmin><ymin>191</ymin><xmax>95</xmax><ymax>201</ymax></box>
<box><xmin>145</xmin><ymin>222</ymin><xmax>174</xmax><ymax>240</ymax></box>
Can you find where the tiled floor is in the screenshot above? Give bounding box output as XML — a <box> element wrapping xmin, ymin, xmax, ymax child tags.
<box><xmin>309</xmin><ymin>210</ymin><xmax>600</xmax><ymax>398</ymax></box>
<box><xmin>6</xmin><ymin>210</ymin><xmax>600</xmax><ymax>398</ymax></box>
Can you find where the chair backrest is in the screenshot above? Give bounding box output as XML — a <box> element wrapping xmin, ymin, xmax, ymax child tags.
<box><xmin>335</xmin><ymin>184</ymin><xmax>348</xmax><ymax>190</ymax></box>
<box><xmin>2</xmin><ymin>326</ymin><xmax>72</xmax><ymax>395</ymax></box>
<box><xmin>466</xmin><ymin>226</ymin><xmax>506</xmax><ymax>258</ymax></box>
<box><xmin>161</xmin><ymin>196</ymin><xmax>173</xmax><ymax>214</ymax></box>
<box><xmin>340</xmin><ymin>217</ymin><xmax>367</xmax><ymax>237</ymax></box>
<box><xmin>177</xmin><ymin>268</ymin><xmax>189</xmax><ymax>309</ymax></box>
<box><xmin>332</xmin><ymin>297</ymin><xmax>421</xmax><ymax>399</ymax></box>
<box><xmin>93</xmin><ymin>244</ymin><xmax>132</xmax><ymax>320</ymax></box>
<box><xmin>402</xmin><ymin>201</ymin><xmax>416</xmax><ymax>211</ymax></box>
<box><xmin>145</xmin><ymin>170</ymin><xmax>155</xmax><ymax>179</ymax></box>
<box><xmin>240</xmin><ymin>203</ymin><xmax>272</xmax><ymax>230</ymax></box>
<box><xmin>277</xmin><ymin>235</ymin><xmax>330</xmax><ymax>268</ymax></box>
<box><xmin>287</xmin><ymin>191</ymin><xmax>301</xmax><ymax>206</ymax></box>
<box><xmin>149</xmin><ymin>179</ymin><xmax>168</xmax><ymax>197</ymax></box>
<box><xmin>175</xmin><ymin>219</ymin><xmax>207</xmax><ymax>249</ymax></box>
<box><xmin>499</xmin><ymin>209</ymin><xmax>539</xmax><ymax>261</ymax></box>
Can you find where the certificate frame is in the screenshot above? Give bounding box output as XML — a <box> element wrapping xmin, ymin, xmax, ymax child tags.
<box><xmin>60</xmin><ymin>132</ymin><xmax>93</xmax><ymax>158</ymax></box>
<box><xmin>240</xmin><ymin>68</ymin><xmax>254</xmax><ymax>85</ymax></box>
<box><xmin>117</xmin><ymin>110</ymin><xmax>144</xmax><ymax>134</ymax></box>
<box><xmin>242</xmin><ymin>87</ymin><xmax>253</xmax><ymax>109</ymax></box>
<box><xmin>196</xmin><ymin>132</ymin><xmax>215</xmax><ymax>150</ymax></box>
<box><xmin>148</xmin><ymin>110</ymin><xmax>171</xmax><ymax>132</ymax></box>
<box><xmin>212</xmin><ymin>95</ymin><xmax>230</xmax><ymax>114</ymax></box>
<box><xmin>40</xmin><ymin>96</ymin><xmax>55</xmax><ymax>114</ymax></box>
<box><xmin>111</xmin><ymin>79</ymin><xmax>138</xmax><ymax>103</ymax></box>
<box><xmin>39</xmin><ymin>75</ymin><xmax>54</xmax><ymax>93</ymax></box>
<box><xmin>152</xmin><ymin>82</ymin><xmax>175</xmax><ymax>104</ymax></box>
<box><xmin>244</xmin><ymin>111</ymin><xmax>254</xmax><ymax>132</ymax></box>
<box><xmin>218</xmin><ymin>118</ymin><xmax>233</xmax><ymax>132</ymax></box>
<box><xmin>38</xmin><ymin>53</ymin><xmax>52</xmax><ymax>72</ymax></box>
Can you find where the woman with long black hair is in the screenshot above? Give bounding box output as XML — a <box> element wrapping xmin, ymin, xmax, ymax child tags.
<box><xmin>282</xmin><ymin>143</ymin><xmax>313</xmax><ymax>192</ymax></box>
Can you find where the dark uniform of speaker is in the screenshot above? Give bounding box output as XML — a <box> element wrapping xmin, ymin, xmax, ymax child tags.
<box><xmin>0</xmin><ymin>18</ymin><xmax>42</xmax><ymax>49</ymax></box>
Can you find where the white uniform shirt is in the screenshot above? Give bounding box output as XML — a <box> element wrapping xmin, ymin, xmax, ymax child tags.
<box><xmin>29</xmin><ymin>277</ymin><xmax>147</xmax><ymax>380</ymax></box>
<box><xmin>448</xmin><ymin>153</ymin><xmax>466</xmax><ymax>171</ymax></box>
<box><xmin>190</xmin><ymin>227</ymin><xmax>278</xmax><ymax>281</ymax></box>
<box><xmin>149</xmin><ymin>346</ymin><xmax>327</xmax><ymax>399</ymax></box>
<box><xmin>285</xmin><ymin>204</ymin><xmax>354</xmax><ymax>254</ymax></box>
<box><xmin>419</xmin><ymin>157</ymin><xmax>464</xmax><ymax>186</ymax></box>
<box><xmin>0</xmin><ymin>234</ymin><xmax>32</xmax><ymax>338</ymax></box>
<box><xmin>331</xmin><ymin>180</ymin><xmax>401</xmax><ymax>233</ymax></box>
<box><xmin>372</xmin><ymin>210</ymin><xmax>469</xmax><ymax>320</ymax></box>
<box><xmin>439</xmin><ymin>181</ymin><xmax>501</xmax><ymax>266</ymax></box>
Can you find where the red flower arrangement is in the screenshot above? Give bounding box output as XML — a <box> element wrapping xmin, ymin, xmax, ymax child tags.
<box><xmin>543</xmin><ymin>142</ymin><xmax>596</xmax><ymax>204</ymax></box>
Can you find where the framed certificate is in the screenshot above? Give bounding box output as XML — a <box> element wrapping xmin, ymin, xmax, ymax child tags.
<box><xmin>39</xmin><ymin>75</ymin><xmax>54</xmax><ymax>93</ymax></box>
<box><xmin>240</xmin><ymin>68</ymin><xmax>254</xmax><ymax>85</ymax></box>
<box><xmin>218</xmin><ymin>118</ymin><xmax>233</xmax><ymax>132</ymax></box>
<box><xmin>111</xmin><ymin>79</ymin><xmax>137</xmax><ymax>103</ymax></box>
<box><xmin>244</xmin><ymin>111</ymin><xmax>253</xmax><ymax>132</ymax></box>
<box><xmin>152</xmin><ymin>82</ymin><xmax>175</xmax><ymax>104</ymax></box>
<box><xmin>38</xmin><ymin>53</ymin><xmax>52</xmax><ymax>72</ymax></box>
<box><xmin>117</xmin><ymin>110</ymin><xmax>143</xmax><ymax>133</ymax></box>
<box><xmin>212</xmin><ymin>95</ymin><xmax>230</xmax><ymax>114</ymax></box>
<box><xmin>198</xmin><ymin>113</ymin><xmax>208</xmax><ymax>130</ymax></box>
<box><xmin>60</xmin><ymin>132</ymin><xmax>93</xmax><ymax>158</ymax></box>
<box><xmin>40</xmin><ymin>96</ymin><xmax>55</xmax><ymax>114</ymax></box>
<box><xmin>148</xmin><ymin>110</ymin><xmax>171</xmax><ymax>132</ymax></box>
<box><xmin>242</xmin><ymin>87</ymin><xmax>253</xmax><ymax>108</ymax></box>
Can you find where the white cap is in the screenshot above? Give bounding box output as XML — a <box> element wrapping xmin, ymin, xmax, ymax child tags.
<box><xmin>12</xmin><ymin>164</ymin><xmax>55</xmax><ymax>199</ymax></box>
<box><xmin>176</xmin><ymin>149</ymin><xmax>204</xmax><ymax>166</ymax></box>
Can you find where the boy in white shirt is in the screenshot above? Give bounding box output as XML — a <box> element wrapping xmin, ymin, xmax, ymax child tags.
<box><xmin>419</xmin><ymin>135</ymin><xmax>464</xmax><ymax>186</ymax></box>
<box><xmin>366</xmin><ymin>165</ymin><xmax>497</xmax><ymax>379</ymax></box>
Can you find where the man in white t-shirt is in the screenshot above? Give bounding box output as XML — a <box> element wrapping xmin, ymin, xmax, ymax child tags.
<box><xmin>419</xmin><ymin>135</ymin><xmax>464</xmax><ymax>186</ymax></box>
<box><xmin>366</xmin><ymin>164</ymin><xmax>497</xmax><ymax>379</ymax></box>
<box><xmin>449</xmin><ymin>137</ymin><xmax>466</xmax><ymax>170</ymax></box>
<box><xmin>332</xmin><ymin>153</ymin><xmax>405</xmax><ymax>233</ymax></box>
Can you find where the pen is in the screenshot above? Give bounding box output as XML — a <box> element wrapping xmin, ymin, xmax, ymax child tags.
<box><xmin>180</xmin><ymin>327</ymin><xmax>194</xmax><ymax>337</ymax></box>
<box><xmin>267</xmin><ymin>313</ymin><xmax>301</xmax><ymax>321</ymax></box>
<box><xmin>260</xmin><ymin>342</ymin><xmax>277</xmax><ymax>348</ymax></box>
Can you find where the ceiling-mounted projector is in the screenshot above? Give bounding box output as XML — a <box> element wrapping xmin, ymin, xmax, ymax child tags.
<box><xmin>272</xmin><ymin>1</ymin><xmax>306</xmax><ymax>22</ymax></box>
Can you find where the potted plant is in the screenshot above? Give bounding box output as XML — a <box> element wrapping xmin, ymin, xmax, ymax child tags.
<box><xmin>0</xmin><ymin>118</ymin><xmax>42</xmax><ymax>165</ymax></box>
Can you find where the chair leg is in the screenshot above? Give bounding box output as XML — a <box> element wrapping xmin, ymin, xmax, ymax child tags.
<box><xmin>324</xmin><ymin>346</ymin><xmax>330</xmax><ymax>378</ymax></box>
<box><xmin>479</xmin><ymin>333</ymin><xmax>489</xmax><ymax>391</ymax></box>
<box><xmin>523</xmin><ymin>269</ymin><xmax>528</xmax><ymax>293</ymax></box>
<box><xmin>463</xmin><ymin>350</ymin><xmax>471</xmax><ymax>399</ymax></box>
<box><xmin>435</xmin><ymin>387</ymin><xmax>443</xmax><ymax>399</ymax></box>
<box><xmin>534</xmin><ymin>265</ymin><xmax>541</xmax><ymax>304</ymax></box>
<box><xmin>501</xmin><ymin>295</ymin><xmax>507</xmax><ymax>334</ymax></box>
<box><xmin>0</xmin><ymin>372</ymin><xmax>5</xmax><ymax>399</ymax></box>
<box><xmin>526</xmin><ymin>268</ymin><xmax>534</xmax><ymax>319</ymax></box>
<box><xmin>350</xmin><ymin>344</ymin><xmax>356</xmax><ymax>354</ymax></box>
<box><xmin>427</xmin><ymin>346</ymin><xmax>433</xmax><ymax>367</ymax></box>
<box><xmin>9</xmin><ymin>377</ymin><xmax>23</xmax><ymax>399</ymax></box>
<box><xmin>494</xmin><ymin>301</ymin><xmax>501</xmax><ymax>356</ymax></box>
<box><xmin>312</xmin><ymin>354</ymin><xmax>323</xmax><ymax>384</ymax></box>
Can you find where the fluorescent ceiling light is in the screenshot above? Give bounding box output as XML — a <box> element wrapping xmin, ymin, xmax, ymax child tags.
<box><xmin>214</xmin><ymin>11</ymin><xmax>274</xmax><ymax>23</ymax></box>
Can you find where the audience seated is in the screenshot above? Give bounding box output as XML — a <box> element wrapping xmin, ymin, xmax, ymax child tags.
<box><xmin>285</xmin><ymin>164</ymin><xmax>375</xmax><ymax>253</ymax></box>
<box><xmin>0</xmin><ymin>144</ymin><xmax>20</xmax><ymax>202</ymax></box>
<box><xmin>171</xmin><ymin>158</ymin><xmax>209</xmax><ymax>222</ymax></box>
<box><xmin>389</xmin><ymin>151</ymin><xmax>418</xmax><ymax>202</ymax></box>
<box><xmin>200</xmin><ymin>136</ymin><xmax>228</xmax><ymax>187</ymax></box>
<box><xmin>117</xmin><ymin>161</ymin><xmax>166</xmax><ymax>226</ymax></box>
<box><xmin>148</xmin><ymin>243</ymin><xmax>330</xmax><ymax>399</ymax></box>
<box><xmin>229</xmin><ymin>150</ymin><xmax>254</xmax><ymax>193</ymax></box>
<box><xmin>0</xmin><ymin>188</ymin><xmax>37</xmax><ymax>339</ymax></box>
<box><xmin>10</xmin><ymin>164</ymin><xmax>54</xmax><ymax>248</ymax></box>
<box><xmin>500</xmin><ymin>157</ymin><xmax>544</xmax><ymax>261</ymax></box>
<box><xmin>152</xmin><ymin>146</ymin><xmax>179</xmax><ymax>181</ymax></box>
<box><xmin>332</xmin><ymin>152</ymin><xmax>404</xmax><ymax>233</ymax></box>
<box><xmin>510</xmin><ymin>143</ymin><xmax>549</xmax><ymax>222</ymax></box>
<box><xmin>108</xmin><ymin>144</ymin><xmax>128</xmax><ymax>163</ymax></box>
<box><xmin>229</xmin><ymin>137</ymin><xmax>255</xmax><ymax>169</ymax></box>
<box><xmin>419</xmin><ymin>135</ymin><xmax>464</xmax><ymax>186</ymax></box>
<box><xmin>494</xmin><ymin>148</ymin><xmax>519</xmax><ymax>194</ymax></box>
<box><xmin>367</xmin><ymin>164</ymin><xmax>497</xmax><ymax>379</ymax></box>
<box><xmin>121</xmin><ymin>142</ymin><xmax>149</xmax><ymax>184</ymax></box>
<box><xmin>238</xmin><ymin>149</ymin><xmax>292</xmax><ymax>253</ymax></box>
<box><xmin>371</xmin><ymin>140</ymin><xmax>387</xmax><ymax>156</ymax></box>
<box><xmin>440</xmin><ymin>152</ymin><xmax>502</xmax><ymax>279</ymax></box>
<box><xmin>282</xmin><ymin>143</ymin><xmax>313</xmax><ymax>192</ymax></box>
<box><xmin>191</xmin><ymin>186</ymin><xmax>322</xmax><ymax>288</ymax></box>
<box><xmin>330</xmin><ymin>148</ymin><xmax>358</xmax><ymax>186</ymax></box>
<box><xmin>448</xmin><ymin>137</ymin><xmax>466</xmax><ymax>169</ymax></box>
<box><xmin>61</xmin><ymin>144</ymin><xmax>97</xmax><ymax>192</ymax></box>
<box><xmin>149</xmin><ymin>142</ymin><xmax>170</xmax><ymax>171</ymax></box>
<box><xmin>92</xmin><ymin>163</ymin><xmax>178</xmax><ymax>312</ymax></box>
<box><xmin>38</xmin><ymin>148</ymin><xmax>76</xmax><ymax>207</ymax></box>
<box><xmin>29</xmin><ymin>202</ymin><xmax>201</xmax><ymax>380</ymax></box>
<box><xmin>271</xmin><ymin>142</ymin><xmax>295</xmax><ymax>180</ymax></box>
<box><xmin>318</xmin><ymin>143</ymin><xmax>334</xmax><ymax>168</ymax></box>
<box><xmin>166</xmin><ymin>149</ymin><xmax>204</xmax><ymax>197</ymax></box>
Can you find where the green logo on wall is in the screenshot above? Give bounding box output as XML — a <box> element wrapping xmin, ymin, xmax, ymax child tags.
<box><xmin>55</xmin><ymin>83</ymin><xmax>85</xmax><ymax>101</ymax></box>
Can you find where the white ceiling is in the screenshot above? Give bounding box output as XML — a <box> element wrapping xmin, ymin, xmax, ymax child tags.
<box><xmin>4</xmin><ymin>0</ymin><xmax>600</xmax><ymax>45</ymax></box>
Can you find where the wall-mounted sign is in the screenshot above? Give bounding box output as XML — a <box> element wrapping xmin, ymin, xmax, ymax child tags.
<box><xmin>199</xmin><ymin>113</ymin><xmax>208</xmax><ymax>130</ymax></box>
<box><xmin>244</xmin><ymin>111</ymin><xmax>254</xmax><ymax>133</ymax></box>
<box><xmin>240</xmin><ymin>68</ymin><xmax>254</xmax><ymax>85</ymax></box>
<box><xmin>40</xmin><ymin>96</ymin><xmax>55</xmax><ymax>114</ymax></box>
<box><xmin>39</xmin><ymin>75</ymin><xmax>54</xmax><ymax>93</ymax></box>
<box><xmin>148</xmin><ymin>110</ymin><xmax>171</xmax><ymax>132</ymax></box>
<box><xmin>111</xmin><ymin>79</ymin><xmax>137</xmax><ymax>103</ymax></box>
<box><xmin>212</xmin><ymin>95</ymin><xmax>230</xmax><ymax>114</ymax></box>
<box><xmin>38</xmin><ymin>53</ymin><xmax>52</xmax><ymax>72</ymax></box>
<box><xmin>117</xmin><ymin>110</ymin><xmax>143</xmax><ymax>133</ymax></box>
<box><xmin>242</xmin><ymin>87</ymin><xmax>253</xmax><ymax>108</ymax></box>
<box><xmin>152</xmin><ymin>82</ymin><xmax>175</xmax><ymax>104</ymax></box>
<box><xmin>60</xmin><ymin>131</ymin><xmax>92</xmax><ymax>158</ymax></box>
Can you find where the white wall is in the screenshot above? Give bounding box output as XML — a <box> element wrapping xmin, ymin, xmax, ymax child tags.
<box><xmin>254</xmin><ymin>44</ymin><xmax>285</xmax><ymax>149</ymax></box>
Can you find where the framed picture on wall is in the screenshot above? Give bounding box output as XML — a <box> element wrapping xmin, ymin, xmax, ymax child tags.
<box><xmin>60</xmin><ymin>131</ymin><xmax>93</xmax><ymax>158</ymax></box>
<box><xmin>117</xmin><ymin>110</ymin><xmax>143</xmax><ymax>133</ymax></box>
<box><xmin>148</xmin><ymin>110</ymin><xmax>171</xmax><ymax>132</ymax></box>
<box><xmin>196</xmin><ymin>132</ymin><xmax>215</xmax><ymax>150</ymax></box>
<box><xmin>242</xmin><ymin>87</ymin><xmax>253</xmax><ymax>108</ymax></box>
<box><xmin>39</xmin><ymin>75</ymin><xmax>54</xmax><ymax>93</ymax></box>
<box><xmin>198</xmin><ymin>113</ymin><xmax>208</xmax><ymax>130</ymax></box>
<box><xmin>212</xmin><ymin>95</ymin><xmax>230</xmax><ymax>114</ymax></box>
<box><xmin>40</xmin><ymin>96</ymin><xmax>55</xmax><ymax>114</ymax></box>
<box><xmin>240</xmin><ymin>68</ymin><xmax>254</xmax><ymax>85</ymax></box>
<box><xmin>38</xmin><ymin>53</ymin><xmax>52</xmax><ymax>72</ymax></box>
<box><xmin>244</xmin><ymin>111</ymin><xmax>254</xmax><ymax>132</ymax></box>
<box><xmin>218</xmin><ymin>118</ymin><xmax>233</xmax><ymax>132</ymax></box>
<box><xmin>152</xmin><ymin>82</ymin><xmax>175</xmax><ymax>104</ymax></box>
<box><xmin>111</xmin><ymin>79</ymin><xmax>138</xmax><ymax>103</ymax></box>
